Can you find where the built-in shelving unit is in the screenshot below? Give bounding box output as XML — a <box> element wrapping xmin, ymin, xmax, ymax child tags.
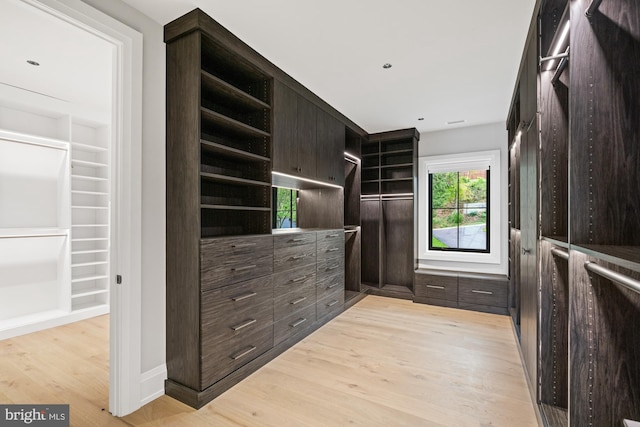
<box><xmin>344</xmin><ymin>129</ymin><xmax>363</xmax><ymax>306</ymax></box>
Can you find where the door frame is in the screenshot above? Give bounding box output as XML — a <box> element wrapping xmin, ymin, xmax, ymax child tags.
<box><xmin>23</xmin><ymin>0</ymin><xmax>143</xmax><ymax>416</ymax></box>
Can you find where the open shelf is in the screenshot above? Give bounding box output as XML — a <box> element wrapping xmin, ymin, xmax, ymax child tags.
<box><xmin>201</xmin><ymin>107</ymin><xmax>269</xmax><ymax>139</ymax></box>
<box><xmin>571</xmin><ymin>245</ymin><xmax>640</xmax><ymax>272</ymax></box>
<box><xmin>201</xmin><ymin>139</ymin><xmax>269</xmax><ymax>163</ymax></box>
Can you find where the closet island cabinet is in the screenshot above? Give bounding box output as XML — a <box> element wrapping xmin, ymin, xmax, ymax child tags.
<box><xmin>164</xmin><ymin>8</ymin><xmax>365</xmax><ymax>409</ymax></box>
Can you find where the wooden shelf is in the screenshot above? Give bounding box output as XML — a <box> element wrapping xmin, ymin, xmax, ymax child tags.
<box><xmin>541</xmin><ymin>235</ymin><xmax>569</xmax><ymax>248</ymax></box>
<box><xmin>571</xmin><ymin>244</ymin><xmax>640</xmax><ymax>273</ymax></box>
<box><xmin>200</xmin><ymin>172</ymin><xmax>270</xmax><ymax>187</ymax></box>
<box><xmin>0</xmin><ymin>228</ymin><xmax>68</xmax><ymax>239</ymax></box>
<box><xmin>381</xmin><ymin>162</ymin><xmax>412</xmax><ymax>169</ymax></box>
<box><xmin>201</xmin><ymin>107</ymin><xmax>270</xmax><ymax>139</ymax></box>
<box><xmin>380</xmin><ymin>148</ymin><xmax>413</xmax><ymax>156</ymax></box>
<box><xmin>201</xmin><ymin>70</ymin><xmax>270</xmax><ymax>111</ymax></box>
<box><xmin>201</xmin><ymin>139</ymin><xmax>270</xmax><ymax>163</ymax></box>
<box><xmin>201</xmin><ymin>204</ymin><xmax>270</xmax><ymax>212</ymax></box>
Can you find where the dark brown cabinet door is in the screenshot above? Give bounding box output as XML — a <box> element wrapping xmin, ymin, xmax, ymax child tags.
<box><xmin>273</xmin><ymin>80</ymin><xmax>298</xmax><ymax>175</ymax></box>
<box><xmin>296</xmin><ymin>95</ymin><xmax>316</xmax><ymax>178</ymax></box>
<box><xmin>316</xmin><ymin>108</ymin><xmax>345</xmax><ymax>185</ymax></box>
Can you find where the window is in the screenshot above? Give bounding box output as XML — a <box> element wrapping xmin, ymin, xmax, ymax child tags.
<box><xmin>429</xmin><ymin>170</ymin><xmax>489</xmax><ymax>252</ymax></box>
<box><xmin>273</xmin><ymin>187</ymin><xmax>297</xmax><ymax>229</ymax></box>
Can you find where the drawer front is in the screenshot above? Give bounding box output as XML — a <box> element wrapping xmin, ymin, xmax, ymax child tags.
<box><xmin>201</xmin><ymin>236</ymin><xmax>273</xmax><ymax>291</ymax></box>
<box><xmin>317</xmin><ymin>258</ymin><xmax>344</xmax><ymax>280</ymax></box>
<box><xmin>274</xmin><ymin>236</ymin><xmax>316</xmax><ymax>272</ymax></box>
<box><xmin>317</xmin><ymin>269</ymin><xmax>344</xmax><ymax>301</ymax></box>
<box><xmin>201</xmin><ymin>276</ymin><xmax>274</xmax><ymax>346</ymax></box>
<box><xmin>458</xmin><ymin>278</ymin><xmax>508</xmax><ymax>308</ymax></box>
<box><xmin>414</xmin><ymin>273</ymin><xmax>458</xmax><ymax>301</ymax></box>
<box><xmin>274</xmin><ymin>303</ymin><xmax>316</xmax><ymax>345</ymax></box>
<box><xmin>274</xmin><ymin>265</ymin><xmax>316</xmax><ymax>321</ymax></box>
<box><xmin>317</xmin><ymin>230</ymin><xmax>344</xmax><ymax>262</ymax></box>
<box><xmin>201</xmin><ymin>323</ymin><xmax>273</xmax><ymax>389</ymax></box>
<box><xmin>317</xmin><ymin>290</ymin><xmax>344</xmax><ymax>320</ymax></box>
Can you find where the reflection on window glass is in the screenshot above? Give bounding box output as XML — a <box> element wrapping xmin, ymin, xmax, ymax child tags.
<box><xmin>429</xmin><ymin>170</ymin><xmax>489</xmax><ymax>252</ymax></box>
<box><xmin>273</xmin><ymin>187</ymin><xmax>297</xmax><ymax>229</ymax></box>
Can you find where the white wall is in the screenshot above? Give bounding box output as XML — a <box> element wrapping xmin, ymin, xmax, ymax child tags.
<box><xmin>417</xmin><ymin>122</ymin><xmax>508</xmax><ymax>275</ymax></box>
<box><xmin>80</xmin><ymin>0</ymin><xmax>166</xmax><ymax>375</ymax></box>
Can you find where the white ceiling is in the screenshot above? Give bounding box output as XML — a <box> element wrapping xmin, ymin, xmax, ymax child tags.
<box><xmin>0</xmin><ymin>0</ymin><xmax>113</xmax><ymax>113</ymax></box>
<box><xmin>121</xmin><ymin>0</ymin><xmax>536</xmax><ymax>135</ymax></box>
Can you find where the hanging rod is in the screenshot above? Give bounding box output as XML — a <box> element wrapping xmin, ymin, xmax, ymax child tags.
<box><xmin>585</xmin><ymin>261</ymin><xmax>640</xmax><ymax>295</ymax></box>
<box><xmin>550</xmin><ymin>247</ymin><xmax>569</xmax><ymax>260</ymax></box>
<box><xmin>551</xmin><ymin>47</ymin><xmax>570</xmax><ymax>86</ymax></box>
<box><xmin>344</xmin><ymin>156</ymin><xmax>358</xmax><ymax>165</ymax></box>
<box><xmin>585</xmin><ymin>0</ymin><xmax>603</xmax><ymax>18</ymax></box>
<box><xmin>540</xmin><ymin>51</ymin><xmax>569</xmax><ymax>65</ymax></box>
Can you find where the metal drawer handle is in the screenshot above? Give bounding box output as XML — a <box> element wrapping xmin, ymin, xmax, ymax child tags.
<box><xmin>230</xmin><ymin>345</ymin><xmax>256</xmax><ymax>360</ymax></box>
<box><xmin>426</xmin><ymin>285</ymin><xmax>445</xmax><ymax>290</ymax></box>
<box><xmin>471</xmin><ymin>290</ymin><xmax>493</xmax><ymax>295</ymax></box>
<box><xmin>292</xmin><ymin>254</ymin><xmax>307</xmax><ymax>260</ymax></box>
<box><xmin>232</xmin><ymin>291</ymin><xmax>257</xmax><ymax>301</ymax></box>
<box><xmin>231</xmin><ymin>318</ymin><xmax>257</xmax><ymax>331</ymax></box>
<box><xmin>232</xmin><ymin>264</ymin><xmax>256</xmax><ymax>272</ymax></box>
<box><xmin>327</xmin><ymin>248</ymin><xmax>340</xmax><ymax>252</ymax></box>
<box><xmin>290</xmin><ymin>296</ymin><xmax>307</xmax><ymax>305</ymax></box>
<box><xmin>327</xmin><ymin>300</ymin><xmax>339</xmax><ymax>307</ymax></box>
<box><xmin>290</xmin><ymin>318</ymin><xmax>307</xmax><ymax>328</ymax></box>
<box><xmin>292</xmin><ymin>275</ymin><xmax>308</xmax><ymax>283</ymax></box>
<box><xmin>291</xmin><ymin>238</ymin><xmax>305</xmax><ymax>242</ymax></box>
<box><xmin>327</xmin><ymin>283</ymin><xmax>340</xmax><ymax>289</ymax></box>
<box><xmin>232</xmin><ymin>242</ymin><xmax>257</xmax><ymax>248</ymax></box>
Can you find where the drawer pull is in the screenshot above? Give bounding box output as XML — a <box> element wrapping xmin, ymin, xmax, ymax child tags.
<box><xmin>327</xmin><ymin>300</ymin><xmax>339</xmax><ymax>307</ymax></box>
<box><xmin>327</xmin><ymin>248</ymin><xmax>340</xmax><ymax>252</ymax></box>
<box><xmin>232</xmin><ymin>264</ymin><xmax>256</xmax><ymax>272</ymax></box>
<box><xmin>290</xmin><ymin>296</ymin><xmax>307</xmax><ymax>305</ymax></box>
<box><xmin>292</xmin><ymin>254</ymin><xmax>308</xmax><ymax>260</ymax></box>
<box><xmin>231</xmin><ymin>242</ymin><xmax>257</xmax><ymax>248</ymax></box>
<box><xmin>292</xmin><ymin>275</ymin><xmax>308</xmax><ymax>283</ymax></box>
<box><xmin>231</xmin><ymin>318</ymin><xmax>257</xmax><ymax>331</ymax></box>
<box><xmin>327</xmin><ymin>283</ymin><xmax>340</xmax><ymax>289</ymax></box>
<box><xmin>327</xmin><ymin>234</ymin><xmax>340</xmax><ymax>238</ymax></box>
<box><xmin>290</xmin><ymin>318</ymin><xmax>307</xmax><ymax>328</ymax></box>
<box><xmin>471</xmin><ymin>290</ymin><xmax>493</xmax><ymax>295</ymax></box>
<box><xmin>426</xmin><ymin>285</ymin><xmax>445</xmax><ymax>290</ymax></box>
<box><xmin>291</xmin><ymin>238</ymin><xmax>305</xmax><ymax>242</ymax></box>
<box><xmin>230</xmin><ymin>345</ymin><xmax>257</xmax><ymax>360</ymax></box>
<box><xmin>232</xmin><ymin>291</ymin><xmax>257</xmax><ymax>302</ymax></box>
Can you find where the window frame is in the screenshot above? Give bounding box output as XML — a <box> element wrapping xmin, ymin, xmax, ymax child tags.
<box><xmin>427</xmin><ymin>170</ymin><xmax>490</xmax><ymax>253</ymax></box>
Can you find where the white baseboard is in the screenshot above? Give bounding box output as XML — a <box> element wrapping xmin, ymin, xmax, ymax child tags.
<box><xmin>139</xmin><ymin>364</ymin><xmax>167</xmax><ymax>406</ymax></box>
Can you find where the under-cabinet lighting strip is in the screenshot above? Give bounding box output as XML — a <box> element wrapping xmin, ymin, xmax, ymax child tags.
<box><xmin>545</xmin><ymin>20</ymin><xmax>571</xmax><ymax>71</ymax></box>
<box><xmin>344</xmin><ymin>151</ymin><xmax>360</xmax><ymax>162</ymax></box>
<box><xmin>271</xmin><ymin>171</ymin><xmax>343</xmax><ymax>189</ymax></box>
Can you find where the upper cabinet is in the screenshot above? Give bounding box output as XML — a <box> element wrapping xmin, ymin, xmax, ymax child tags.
<box><xmin>273</xmin><ymin>80</ymin><xmax>345</xmax><ymax>186</ymax></box>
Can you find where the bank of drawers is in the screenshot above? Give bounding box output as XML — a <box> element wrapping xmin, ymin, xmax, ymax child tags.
<box><xmin>316</xmin><ymin>229</ymin><xmax>344</xmax><ymax>319</ymax></box>
<box><xmin>200</xmin><ymin>275</ymin><xmax>274</xmax><ymax>389</ymax></box>
<box><xmin>274</xmin><ymin>232</ymin><xmax>316</xmax><ymax>272</ymax></box>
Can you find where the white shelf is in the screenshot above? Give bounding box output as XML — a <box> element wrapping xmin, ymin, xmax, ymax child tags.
<box><xmin>72</xmin><ymin>287</ymin><xmax>108</xmax><ymax>298</ymax></box>
<box><xmin>72</xmin><ymin>249</ymin><xmax>109</xmax><ymax>255</ymax></box>
<box><xmin>71</xmin><ymin>175</ymin><xmax>107</xmax><ymax>182</ymax></box>
<box><xmin>71</xmin><ymin>302</ymin><xmax>109</xmax><ymax>313</ymax></box>
<box><xmin>72</xmin><ymin>224</ymin><xmax>109</xmax><ymax>228</ymax></box>
<box><xmin>72</xmin><ymin>205</ymin><xmax>109</xmax><ymax>210</ymax></box>
<box><xmin>71</xmin><ymin>237</ymin><xmax>109</xmax><ymax>242</ymax></box>
<box><xmin>0</xmin><ymin>228</ymin><xmax>68</xmax><ymax>239</ymax></box>
<box><xmin>71</xmin><ymin>141</ymin><xmax>108</xmax><ymax>152</ymax></box>
<box><xmin>72</xmin><ymin>159</ymin><xmax>107</xmax><ymax>168</ymax></box>
<box><xmin>0</xmin><ymin>128</ymin><xmax>69</xmax><ymax>151</ymax></box>
<box><xmin>72</xmin><ymin>190</ymin><xmax>108</xmax><ymax>196</ymax></box>
<box><xmin>71</xmin><ymin>274</ymin><xmax>108</xmax><ymax>283</ymax></box>
<box><xmin>72</xmin><ymin>261</ymin><xmax>108</xmax><ymax>268</ymax></box>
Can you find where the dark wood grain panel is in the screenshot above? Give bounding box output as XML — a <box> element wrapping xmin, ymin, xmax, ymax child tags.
<box><xmin>166</xmin><ymin>31</ymin><xmax>202</xmax><ymax>390</ymax></box>
<box><xmin>458</xmin><ymin>278</ymin><xmax>508</xmax><ymax>308</ymax></box>
<box><xmin>273</xmin><ymin>242</ymin><xmax>316</xmax><ymax>272</ymax></box>
<box><xmin>414</xmin><ymin>273</ymin><xmax>458</xmax><ymax>301</ymax></box>
<box><xmin>316</xmin><ymin>268</ymin><xmax>344</xmax><ymax>301</ymax></box>
<box><xmin>570</xmin><ymin>0</ymin><xmax>640</xmax><ymax>246</ymax></box>
<box><xmin>316</xmin><ymin>108</ymin><xmax>346</xmax><ymax>185</ymax></box>
<box><xmin>316</xmin><ymin>290</ymin><xmax>344</xmax><ymax>320</ymax></box>
<box><xmin>317</xmin><ymin>229</ymin><xmax>345</xmax><ymax>262</ymax></box>
<box><xmin>274</xmin><ymin>303</ymin><xmax>317</xmax><ymax>345</ymax></box>
<box><xmin>344</xmin><ymin>158</ymin><xmax>361</xmax><ymax>227</ymax></box>
<box><xmin>570</xmin><ymin>250</ymin><xmax>640</xmax><ymax>426</ymax></box>
<box><xmin>360</xmin><ymin>200</ymin><xmax>380</xmax><ymax>286</ymax></box>
<box><xmin>298</xmin><ymin>188</ymin><xmax>344</xmax><ymax>230</ymax></box>
<box><xmin>297</xmin><ymin>96</ymin><xmax>317</xmax><ymax>178</ymax></box>
<box><xmin>273</xmin><ymin>264</ymin><xmax>316</xmax><ymax>321</ymax></box>
<box><xmin>382</xmin><ymin>199</ymin><xmax>414</xmax><ymax>289</ymax></box>
<box><xmin>539</xmin><ymin>241</ymin><xmax>569</xmax><ymax>409</ymax></box>
<box><xmin>344</xmin><ymin>230</ymin><xmax>361</xmax><ymax>293</ymax></box>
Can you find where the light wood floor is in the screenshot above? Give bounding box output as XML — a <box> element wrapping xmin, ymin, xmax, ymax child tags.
<box><xmin>0</xmin><ymin>296</ymin><xmax>539</xmax><ymax>426</ymax></box>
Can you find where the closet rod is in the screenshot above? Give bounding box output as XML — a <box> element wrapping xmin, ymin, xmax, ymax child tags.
<box><xmin>551</xmin><ymin>47</ymin><xmax>570</xmax><ymax>86</ymax></box>
<box><xmin>381</xmin><ymin>197</ymin><xmax>413</xmax><ymax>201</ymax></box>
<box><xmin>585</xmin><ymin>0</ymin><xmax>603</xmax><ymax>18</ymax></box>
<box><xmin>550</xmin><ymin>247</ymin><xmax>569</xmax><ymax>261</ymax></box>
<box><xmin>540</xmin><ymin>51</ymin><xmax>569</xmax><ymax>64</ymax></box>
<box><xmin>585</xmin><ymin>261</ymin><xmax>640</xmax><ymax>295</ymax></box>
<box><xmin>344</xmin><ymin>157</ymin><xmax>358</xmax><ymax>165</ymax></box>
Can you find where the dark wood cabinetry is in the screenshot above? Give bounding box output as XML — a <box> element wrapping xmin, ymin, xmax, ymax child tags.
<box><xmin>508</xmin><ymin>1</ymin><xmax>640</xmax><ymax>425</ymax></box>
<box><xmin>361</xmin><ymin>129</ymin><xmax>418</xmax><ymax>299</ymax></box>
<box><xmin>316</xmin><ymin>107</ymin><xmax>345</xmax><ymax>184</ymax></box>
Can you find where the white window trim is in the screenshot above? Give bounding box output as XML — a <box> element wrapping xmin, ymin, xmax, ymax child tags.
<box><xmin>418</xmin><ymin>149</ymin><xmax>501</xmax><ymax>265</ymax></box>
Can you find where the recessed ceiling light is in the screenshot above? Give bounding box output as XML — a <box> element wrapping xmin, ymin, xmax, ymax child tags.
<box><xmin>447</xmin><ymin>119</ymin><xmax>465</xmax><ymax>125</ymax></box>
<box><xmin>27</xmin><ymin>60</ymin><xmax>40</xmax><ymax>66</ymax></box>
<box><xmin>382</xmin><ymin>63</ymin><xmax>392</xmax><ymax>69</ymax></box>
<box><xmin>418</xmin><ymin>117</ymin><xmax>424</xmax><ymax>121</ymax></box>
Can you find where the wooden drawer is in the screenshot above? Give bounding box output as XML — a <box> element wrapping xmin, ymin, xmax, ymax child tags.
<box><xmin>201</xmin><ymin>276</ymin><xmax>274</xmax><ymax>347</ymax></box>
<box><xmin>414</xmin><ymin>273</ymin><xmax>458</xmax><ymax>301</ymax></box>
<box><xmin>458</xmin><ymin>278</ymin><xmax>508</xmax><ymax>308</ymax></box>
<box><xmin>273</xmin><ymin>233</ymin><xmax>316</xmax><ymax>272</ymax></box>
<box><xmin>274</xmin><ymin>303</ymin><xmax>316</xmax><ymax>345</ymax></box>
<box><xmin>274</xmin><ymin>264</ymin><xmax>316</xmax><ymax>321</ymax></box>
<box><xmin>317</xmin><ymin>290</ymin><xmax>343</xmax><ymax>320</ymax></box>
<box><xmin>317</xmin><ymin>229</ymin><xmax>344</xmax><ymax>262</ymax></box>
<box><xmin>201</xmin><ymin>235</ymin><xmax>273</xmax><ymax>291</ymax></box>
<box><xmin>201</xmin><ymin>323</ymin><xmax>273</xmax><ymax>389</ymax></box>
<box><xmin>317</xmin><ymin>258</ymin><xmax>344</xmax><ymax>279</ymax></box>
<box><xmin>317</xmin><ymin>269</ymin><xmax>344</xmax><ymax>301</ymax></box>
